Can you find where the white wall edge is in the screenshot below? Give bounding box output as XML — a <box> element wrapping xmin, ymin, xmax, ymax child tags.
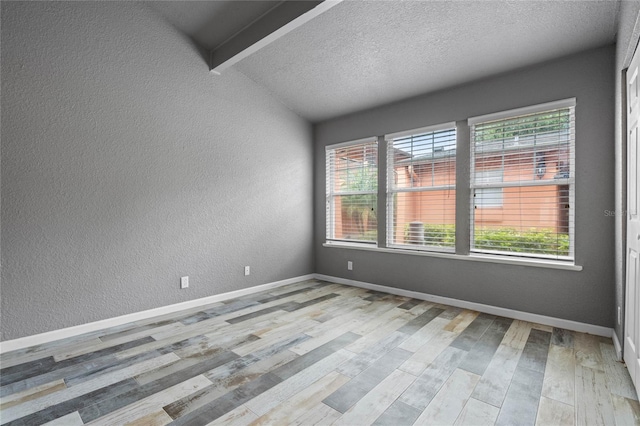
<box><xmin>612</xmin><ymin>331</ymin><xmax>623</xmax><ymax>361</ymax></box>
<box><xmin>0</xmin><ymin>274</ymin><xmax>315</xmax><ymax>354</ymax></box>
<box><xmin>315</xmin><ymin>274</ymin><xmax>614</xmax><ymax>338</ymax></box>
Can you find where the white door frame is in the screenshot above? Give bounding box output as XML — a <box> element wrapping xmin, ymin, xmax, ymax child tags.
<box><xmin>624</xmin><ymin>39</ymin><xmax>640</xmax><ymax>397</ymax></box>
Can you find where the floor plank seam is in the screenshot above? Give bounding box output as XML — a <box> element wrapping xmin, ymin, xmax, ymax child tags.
<box><xmin>1</xmin><ymin>279</ymin><xmax>638</xmax><ymax>426</ymax></box>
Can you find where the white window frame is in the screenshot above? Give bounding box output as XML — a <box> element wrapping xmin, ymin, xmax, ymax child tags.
<box><xmin>325</xmin><ymin>137</ymin><xmax>378</xmax><ymax>245</ymax></box>
<box><xmin>386</xmin><ymin>122</ymin><xmax>457</xmax><ymax>253</ymax></box>
<box><xmin>468</xmin><ymin>98</ymin><xmax>576</xmax><ymax>261</ymax></box>
<box><xmin>323</xmin><ymin>98</ymin><xmax>580</xmax><ymax>270</ymax></box>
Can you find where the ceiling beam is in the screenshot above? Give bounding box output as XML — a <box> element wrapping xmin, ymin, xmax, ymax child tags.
<box><xmin>210</xmin><ymin>0</ymin><xmax>342</xmax><ymax>75</ymax></box>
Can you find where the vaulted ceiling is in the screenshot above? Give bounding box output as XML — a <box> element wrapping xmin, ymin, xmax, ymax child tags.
<box><xmin>149</xmin><ymin>1</ymin><xmax>620</xmax><ymax>122</ymax></box>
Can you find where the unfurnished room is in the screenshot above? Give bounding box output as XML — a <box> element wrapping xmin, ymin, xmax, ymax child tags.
<box><xmin>1</xmin><ymin>0</ymin><xmax>640</xmax><ymax>425</ymax></box>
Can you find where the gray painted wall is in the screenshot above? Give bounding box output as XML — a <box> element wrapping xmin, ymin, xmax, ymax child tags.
<box><xmin>314</xmin><ymin>46</ymin><xmax>615</xmax><ymax>328</ymax></box>
<box><xmin>614</xmin><ymin>1</ymin><xmax>640</xmax><ymax>345</ymax></box>
<box><xmin>1</xmin><ymin>2</ymin><xmax>313</xmax><ymax>341</ymax></box>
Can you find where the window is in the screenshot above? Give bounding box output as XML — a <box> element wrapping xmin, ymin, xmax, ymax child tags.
<box><xmin>387</xmin><ymin>124</ymin><xmax>457</xmax><ymax>251</ymax></box>
<box><xmin>475</xmin><ymin>169</ymin><xmax>504</xmax><ymax>208</ymax></box>
<box><xmin>324</xmin><ymin>98</ymin><xmax>577</xmax><ymax>267</ymax></box>
<box><xmin>326</xmin><ymin>138</ymin><xmax>378</xmax><ymax>244</ymax></box>
<box><xmin>469</xmin><ymin>99</ymin><xmax>575</xmax><ymax>260</ymax></box>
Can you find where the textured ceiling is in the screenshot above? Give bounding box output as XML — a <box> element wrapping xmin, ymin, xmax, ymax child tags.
<box><xmin>153</xmin><ymin>1</ymin><xmax>620</xmax><ymax>123</ymax></box>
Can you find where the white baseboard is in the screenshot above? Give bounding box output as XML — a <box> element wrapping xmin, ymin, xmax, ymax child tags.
<box><xmin>315</xmin><ymin>274</ymin><xmax>614</xmax><ymax>338</ymax></box>
<box><xmin>0</xmin><ymin>274</ymin><xmax>315</xmax><ymax>354</ymax></box>
<box><xmin>612</xmin><ymin>331</ymin><xmax>623</xmax><ymax>361</ymax></box>
<box><xmin>2</xmin><ymin>272</ymin><xmax>616</xmax><ymax>354</ymax></box>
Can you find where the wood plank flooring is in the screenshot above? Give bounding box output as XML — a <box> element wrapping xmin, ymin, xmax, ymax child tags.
<box><xmin>1</xmin><ymin>279</ymin><xmax>638</xmax><ymax>425</ymax></box>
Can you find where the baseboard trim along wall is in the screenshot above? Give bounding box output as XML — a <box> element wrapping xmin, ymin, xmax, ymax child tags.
<box><xmin>612</xmin><ymin>331</ymin><xmax>623</xmax><ymax>361</ymax></box>
<box><xmin>0</xmin><ymin>274</ymin><xmax>315</xmax><ymax>354</ymax></box>
<box><xmin>314</xmin><ymin>274</ymin><xmax>618</xmax><ymax>347</ymax></box>
<box><xmin>2</xmin><ymin>273</ymin><xmax>620</xmax><ymax>359</ymax></box>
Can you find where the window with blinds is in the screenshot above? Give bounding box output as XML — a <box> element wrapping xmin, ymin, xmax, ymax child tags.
<box><xmin>387</xmin><ymin>124</ymin><xmax>457</xmax><ymax>251</ymax></box>
<box><xmin>469</xmin><ymin>99</ymin><xmax>575</xmax><ymax>260</ymax></box>
<box><xmin>326</xmin><ymin>138</ymin><xmax>378</xmax><ymax>244</ymax></box>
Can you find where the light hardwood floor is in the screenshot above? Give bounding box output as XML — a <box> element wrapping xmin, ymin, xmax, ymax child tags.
<box><xmin>1</xmin><ymin>279</ymin><xmax>639</xmax><ymax>425</ymax></box>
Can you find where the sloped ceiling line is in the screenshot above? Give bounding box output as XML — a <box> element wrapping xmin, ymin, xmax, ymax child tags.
<box><xmin>209</xmin><ymin>0</ymin><xmax>341</xmax><ymax>74</ymax></box>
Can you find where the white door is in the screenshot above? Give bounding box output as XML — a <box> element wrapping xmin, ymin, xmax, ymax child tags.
<box><xmin>625</xmin><ymin>42</ymin><xmax>640</xmax><ymax>395</ymax></box>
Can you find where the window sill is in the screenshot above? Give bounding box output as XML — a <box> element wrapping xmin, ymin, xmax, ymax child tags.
<box><xmin>322</xmin><ymin>242</ymin><xmax>582</xmax><ymax>271</ymax></box>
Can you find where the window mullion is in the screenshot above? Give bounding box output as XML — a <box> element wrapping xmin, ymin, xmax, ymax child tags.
<box><xmin>377</xmin><ymin>135</ymin><xmax>388</xmax><ymax>248</ymax></box>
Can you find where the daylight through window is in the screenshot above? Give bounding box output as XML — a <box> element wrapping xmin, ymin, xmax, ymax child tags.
<box><xmin>469</xmin><ymin>99</ymin><xmax>576</xmax><ymax>260</ymax></box>
<box><xmin>325</xmin><ymin>98</ymin><xmax>576</xmax><ymax>264</ymax></box>
<box><xmin>386</xmin><ymin>124</ymin><xmax>457</xmax><ymax>251</ymax></box>
<box><xmin>326</xmin><ymin>139</ymin><xmax>378</xmax><ymax>244</ymax></box>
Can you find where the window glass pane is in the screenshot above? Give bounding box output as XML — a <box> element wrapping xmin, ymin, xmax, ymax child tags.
<box><xmin>330</xmin><ymin>194</ymin><xmax>377</xmax><ymax>242</ymax></box>
<box><xmin>476</xmin><ymin>187</ymin><xmax>503</xmax><ymax>208</ymax></box>
<box><xmin>473</xmin><ymin>185</ymin><xmax>570</xmax><ymax>256</ymax></box>
<box><xmin>326</xmin><ymin>140</ymin><xmax>378</xmax><ymax>244</ymax></box>
<box><xmin>388</xmin><ymin>127</ymin><xmax>456</xmax><ymax>250</ymax></box>
<box><xmin>470</xmin><ymin>103</ymin><xmax>575</xmax><ymax>260</ymax></box>
<box><xmin>475</xmin><ymin>169</ymin><xmax>503</xmax><ymax>207</ymax></box>
<box><xmin>336</xmin><ymin>158</ymin><xmax>377</xmax><ymax>193</ymax></box>
<box><xmin>390</xmin><ymin>190</ymin><xmax>455</xmax><ymax>248</ymax></box>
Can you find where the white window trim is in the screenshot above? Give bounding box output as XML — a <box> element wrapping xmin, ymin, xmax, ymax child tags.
<box><xmin>468</xmin><ymin>98</ymin><xmax>576</xmax><ymax>260</ymax></box>
<box><xmin>386</xmin><ymin>121</ymin><xmax>457</xmax><ymax>140</ymax></box>
<box><xmin>467</xmin><ymin>98</ymin><xmax>576</xmax><ymax>126</ymax></box>
<box><xmin>325</xmin><ymin>136</ymin><xmax>378</xmax><ymax>151</ymax></box>
<box><xmin>323</xmin><ymin>241</ymin><xmax>582</xmax><ymax>271</ymax></box>
<box><xmin>325</xmin><ymin>137</ymin><xmax>378</xmax><ymax>245</ymax></box>
<box><xmin>385</xmin><ymin>124</ymin><xmax>457</xmax><ymax>252</ymax></box>
<box><xmin>323</xmin><ymin>98</ymin><xmax>581</xmax><ymax>269</ymax></box>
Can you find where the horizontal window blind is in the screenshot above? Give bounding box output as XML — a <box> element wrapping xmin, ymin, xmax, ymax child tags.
<box><xmin>326</xmin><ymin>139</ymin><xmax>378</xmax><ymax>244</ymax></box>
<box><xmin>387</xmin><ymin>125</ymin><xmax>456</xmax><ymax>251</ymax></box>
<box><xmin>470</xmin><ymin>100</ymin><xmax>575</xmax><ymax>260</ymax></box>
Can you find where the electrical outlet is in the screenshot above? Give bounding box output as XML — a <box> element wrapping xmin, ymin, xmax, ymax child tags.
<box><xmin>244</xmin><ymin>266</ymin><xmax>250</xmax><ymax>276</ymax></box>
<box><xmin>180</xmin><ymin>276</ymin><xmax>189</xmax><ymax>289</ymax></box>
<box><xmin>347</xmin><ymin>261</ymin><xmax>353</xmax><ymax>271</ymax></box>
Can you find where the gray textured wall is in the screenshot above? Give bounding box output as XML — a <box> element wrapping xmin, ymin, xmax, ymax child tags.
<box><xmin>1</xmin><ymin>2</ymin><xmax>313</xmax><ymax>341</ymax></box>
<box><xmin>614</xmin><ymin>2</ymin><xmax>640</xmax><ymax>345</ymax></box>
<box><xmin>314</xmin><ymin>46</ymin><xmax>616</xmax><ymax>328</ymax></box>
